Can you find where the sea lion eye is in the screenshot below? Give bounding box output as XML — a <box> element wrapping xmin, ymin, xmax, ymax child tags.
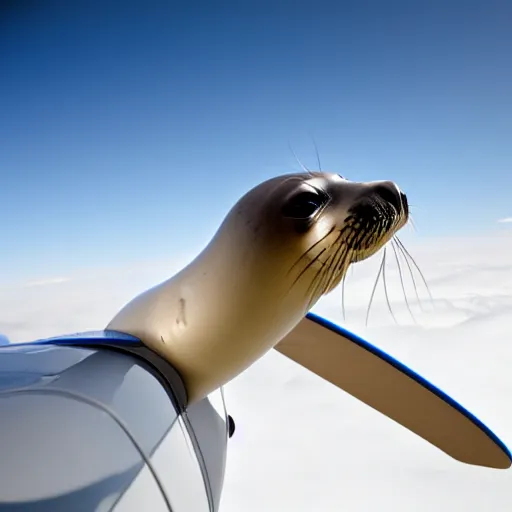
<box><xmin>282</xmin><ymin>190</ymin><xmax>328</xmax><ymax>220</ymax></box>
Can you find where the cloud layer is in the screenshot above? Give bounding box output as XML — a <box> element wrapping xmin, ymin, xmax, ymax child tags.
<box><xmin>222</xmin><ymin>232</ymin><xmax>512</xmax><ymax>511</ymax></box>
<box><xmin>1</xmin><ymin>233</ymin><xmax>512</xmax><ymax>510</ymax></box>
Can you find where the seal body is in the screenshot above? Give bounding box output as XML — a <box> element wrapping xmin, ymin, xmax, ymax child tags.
<box><xmin>108</xmin><ymin>172</ymin><xmax>409</xmax><ymax>403</ymax></box>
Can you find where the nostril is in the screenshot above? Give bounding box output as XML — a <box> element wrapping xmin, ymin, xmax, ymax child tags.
<box><xmin>399</xmin><ymin>191</ymin><xmax>409</xmax><ymax>213</ymax></box>
<box><xmin>373</xmin><ymin>182</ymin><xmax>402</xmax><ymax>212</ymax></box>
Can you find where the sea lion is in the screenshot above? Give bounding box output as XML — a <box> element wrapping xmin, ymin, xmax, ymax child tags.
<box><xmin>107</xmin><ymin>172</ymin><xmax>408</xmax><ymax>403</ymax></box>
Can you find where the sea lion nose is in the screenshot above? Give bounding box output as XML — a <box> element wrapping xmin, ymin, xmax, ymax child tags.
<box><xmin>399</xmin><ymin>190</ymin><xmax>409</xmax><ymax>216</ymax></box>
<box><xmin>372</xmin><ymin>181</ymin><xmax>404</xmax><ymax>213</ymax></box>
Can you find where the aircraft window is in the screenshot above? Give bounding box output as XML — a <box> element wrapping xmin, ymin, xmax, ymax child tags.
<box><xmin>0</xmin><ymin>391</ymin><xmax>168</xmax><ymax>511</ymax></box>
<box><xmin>0</xmin><ymin>345</ymin><xmax>184</xmax><ymax>511</ymax></box>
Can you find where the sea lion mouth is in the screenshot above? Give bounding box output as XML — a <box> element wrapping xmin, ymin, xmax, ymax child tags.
<box><xmin>345</xmin><ymin>185</ymin><xmax>409</xmax><ymax>262</ymax></box>
<box><xmin>288</xmin><ymin>179</ymin><xmax>409</xmax><ymax>307</ymax></box>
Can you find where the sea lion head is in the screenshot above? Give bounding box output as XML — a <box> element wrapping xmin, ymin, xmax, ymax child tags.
<box><xmin>215</xmin><ymin>171</ymin><xmax>408</xmax><ymax>307</ymax></box>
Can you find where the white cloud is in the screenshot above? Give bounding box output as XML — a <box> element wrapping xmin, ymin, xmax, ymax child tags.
<box><xmin>24</xmin><ymin>276</ymin><xmax>71</xmax><ymax>287</ymax></box>
<box><xmin>0</xmin><ymin>254</ymin><xmax>195</xmax><ymax>342</ymax></box>
<box><xmin>1</xmin><ymin>234</ymin><xmax>512</xmax><ymax>510</ymax></box>
<box><xmin>498</xmin><ymin>217</ymin><xmax>512</xmax><ymax>223</ymax></box>
<box><xmin>221</xmin><ymin>233</ymin><xmax>512</xmax><ymax>511</ymax></box>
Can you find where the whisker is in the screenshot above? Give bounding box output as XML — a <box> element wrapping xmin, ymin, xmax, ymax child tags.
<box><xmin>292</xmin><ymin>248</ymin><xmax>327</xmax><ymax>289</ymax></box>
<box><xmin>382</xmin><ymin>248</ymin><xmax>397</xmax><ymax>324</ymax></box>
<box><xmin>394</xmin><ymin>236</ymin><xmax>423</xmax><ymax>310</ymax></box>
<box><xmin>391</xmin><ymin>239</ymin><xmax>416</xmax><ymax>324</ymax></box>
<box><xmin>341</xmin><ymin>272</ymin><xmax>346</xmax><ymax>322</ymax></box>
<box><xmin>306</xmin><ymin>241</ymin><xmax>342</xmax><ymax>309</ymax></box>
<box><xmin>288</xmin><ymin>142</ymin><xmax>312</xmax><ymax>175</ymax></box>
<box><xmin>341</xmin><ymin>248</ymin><xmax>353</xmax><ymax>323</ymax></box>
<box><xmin>310</xmin><ymin>230</ymin><xmax>354</xmax><ymax>311</ymax></box>
<box><xmin>288</xmin><ymin>226</ymin><xmax>336</xmax><ymax>276</ymax></box>
<box><xmin>310</xmin><ymin>238</ymin><xmax>344</xmax><ymax>299</ymax></box>
<box><xmin>325</xmin><ymin>237</ymin><xmax>349</xmax><ymax>291</ymax></box>
<box><xmin>408</xmin><ymin>215</ymin><xmax>417</xmax><ymax>233</ymax></box>
<box><xmin>365</xmin><ymin>249</ymin><xmax>385</xmax><ymax>326</ymax></box>
<box><xmin>310</xmin><ymin>134</ymin><xmax>322</xmax><ymax>171</ymax></box>
<box><xmin>395</xmin><ymin>236</ymin><xmax>433</xmax><ymax>304</ymax></box>
<box><xmin>303</xmin><ymin>230</ymin><xmax>344</xmax><ymax>304</ymax></box>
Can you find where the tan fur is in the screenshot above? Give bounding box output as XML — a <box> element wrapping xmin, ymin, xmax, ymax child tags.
<box><xmin>107</xmin><ymin>172</ymin><xmax>408</xmax><ymax>403</ymax></box>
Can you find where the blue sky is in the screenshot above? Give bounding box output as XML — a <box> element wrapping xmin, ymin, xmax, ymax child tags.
<box><xmin>1</xmin><ymin>0</ymin><xmax>511</xmax><ymax>281</ymax></box>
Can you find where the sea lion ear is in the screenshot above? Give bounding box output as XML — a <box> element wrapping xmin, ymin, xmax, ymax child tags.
<box><xmin>274</xmin><ymin>313</ymin><xmax>512</xmax><ymax>470</ymax></box>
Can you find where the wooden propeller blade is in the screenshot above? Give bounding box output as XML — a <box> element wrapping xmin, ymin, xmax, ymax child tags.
<box><xmin>274</xmin><ymin>313</ymin><xmax>511</xmax><ymax>469</ymax></box>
